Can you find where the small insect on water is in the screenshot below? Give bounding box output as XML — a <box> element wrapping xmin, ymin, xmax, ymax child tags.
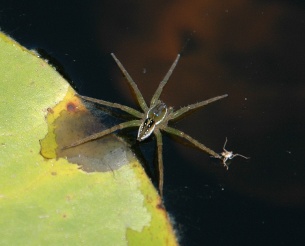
<box><xmin>64</xmin><ymin>53</ymin><xmax>228</xmax><ymax>196</ymax></box>
<box><xmin>218</xmin><ymin>137</ymin><xmax>250</xmax><ymax>170</ymax></box>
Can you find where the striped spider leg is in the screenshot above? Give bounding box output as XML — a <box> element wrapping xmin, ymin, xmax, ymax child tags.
<box><xmin>217</xmin><ymin>137</ymin><xmax>250</xmax><ymax>169</ymax></box>
<box><xmin>64</xmin><ymin>53</ymin><xmax>228</xmax><ymax>196</ymax></box>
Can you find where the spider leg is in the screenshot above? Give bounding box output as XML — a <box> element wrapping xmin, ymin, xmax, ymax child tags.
<box><xmin>223</xmin><ymin>137</ymin><xmax>228</xmax><ymax>150</ymax></box>
<box><xmin>232</xmin><ymin>153</ymin><xmax>250</xmax><ymax>159</ymax></box>
<box><xmin>170</xmin><ymin>94</ymin><xmax>228</xmax><ymax>121</ymax></box>
<box><xmin>63</xmin><ymin>120</ymin><xmax>142</xmax><ymax>149</ymax></box>
<box><xmin>163</xmin><ymin>126</ymin><xmax>221</xmax><ymax>158</ymax></box>
<box><xmin>111</xmin><ymin>53</ymin><xmax>148</xmax><ymax>112</ymax></box>
<box><xmin>77</xmin><ymin>94</ymin><xmax>143</xmax><ymax>118</ymax></box>
<box><xmin>150</xmin><ymin>54</ymin><xmax>181</xmax><ymax>106</ymax></box>
<box><xmin>222</xmin><ymin>158</ymin><xmax>229</xmax><ymax>170</ymax></box>
<box><xmin>154</xmin><ymin>129</ymin><xmax>164</xmax><ymax>197</ymax></box>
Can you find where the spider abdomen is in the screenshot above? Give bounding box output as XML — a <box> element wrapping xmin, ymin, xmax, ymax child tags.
<box><xmin>137</xmin><ymin>118</ymin><xmax>155</xmax><ymax>141</ymax></box>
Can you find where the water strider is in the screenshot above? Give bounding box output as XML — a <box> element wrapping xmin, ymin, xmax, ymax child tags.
<box><xmin>216</xmin><ymin>137</ymin><xmax>250</xmax><ymax>169</ymax></box>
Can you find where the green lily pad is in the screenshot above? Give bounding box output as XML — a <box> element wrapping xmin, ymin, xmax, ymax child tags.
<box><xmin>0</xmin><ymin>32</ymin><xmax>178</xmax><ymax>245</ymax></box>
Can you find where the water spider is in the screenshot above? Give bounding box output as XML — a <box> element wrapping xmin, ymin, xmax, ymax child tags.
<box><xmin>65</xmin><ymin>53</ymin><xmax>228</xmax><ymax>196</ymax></box>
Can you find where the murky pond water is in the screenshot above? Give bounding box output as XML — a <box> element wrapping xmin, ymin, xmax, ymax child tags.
<box><xmin>3</xmin><ymin>0</ymin><xmax>305</xmax><ymax>245</ymax></box>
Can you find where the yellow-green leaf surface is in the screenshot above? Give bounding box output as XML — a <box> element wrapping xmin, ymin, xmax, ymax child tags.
<box><xmin>0</xmin><ymin>32</ymin><xmax>178</xmax><ymax>245</ymax></box>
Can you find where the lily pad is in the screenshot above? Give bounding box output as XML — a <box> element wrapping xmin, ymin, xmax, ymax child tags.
<box><xmin>0</xmin><ymin>32</ymin><xmax>178</xmax><ymax>245</ymax></box>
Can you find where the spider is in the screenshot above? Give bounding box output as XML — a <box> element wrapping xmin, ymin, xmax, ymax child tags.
<box><xmin>217</xmin><ymin>137</ymin><xmax>250</xmax><ymax>169</ymax></box>
<box><xmin>65</xmin><ymin>53</ymin><xmax>228</xmax><ymax>196</ymax></box>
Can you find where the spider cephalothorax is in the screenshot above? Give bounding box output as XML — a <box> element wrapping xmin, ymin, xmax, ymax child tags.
<box><xmin>65</xmin><ymin>53</ymin><xmax>228</xmax><ymax>196</ymax></box>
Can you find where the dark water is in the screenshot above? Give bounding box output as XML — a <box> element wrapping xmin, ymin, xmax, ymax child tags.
<box><xmin>2</xmin><ymin>0</ymin><xmax>305</xmax><ymax>245</ymax></box>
